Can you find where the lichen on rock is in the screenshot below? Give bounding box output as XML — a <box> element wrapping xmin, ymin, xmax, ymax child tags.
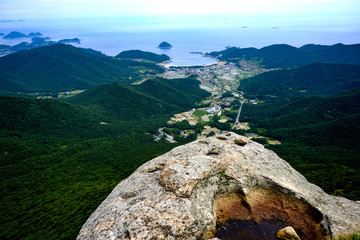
<box><xmin>77</xmin><ymin>132</ymin><xmax>360</xmax><ymax>240</ymax></box>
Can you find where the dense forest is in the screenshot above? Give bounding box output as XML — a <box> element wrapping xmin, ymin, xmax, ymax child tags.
<box><xmin>238</xmin><ymin>88</ymin><xmax>360</xmax><ymax>200</ymax></box>
<box><xmin>0</xmin><ymin>75</ymin><xmax>210</xmax><ymax>239</ymax></box>
<box><xmin>116</xmin><ymin>50</ymin><xmax>170</xmax><ymax>63</ymax></box>
<box><xmin>239</xmin><ymin>63</ymin><xmax>360</xmax><ymax>100</ymax></box>
<box><xmin>67</xmin><ymin>76</ymin><xmax>210</xmax><ymax>121</ymax></box>
<box><xmin>208</xmin><ymin>43</ymin><xmax>360</xmax><ymax>68</ymax></box>
<box><xmin>0</xmin><ymin>44</ymin><xmax>164</xmax><ymax>94</ymax></box>
<box><xmin>1</xmin><ymin>42</ymin><xmax>360</xmax><ymax>240</ymax></box>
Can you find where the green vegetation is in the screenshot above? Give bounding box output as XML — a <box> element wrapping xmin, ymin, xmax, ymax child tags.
<box><xmin>241</xmin><ymin>88</ymin><xmax>360</xmax><ymax>200</ymax></box>
<box><xmin>209</xmin><ymin>43</ymin><xmax>360</xmax><ymax>69</ymax></box>
<box><xmin>0</xmin><ymin>44</ymin><xmax>163</xmax><ymax>94</ymax></box>
<box><xmin>239</xmin><ymin>63</ymin><xmax>360</xmax><ymax>100</ymax></box>
<box><xmin>193</xmin><ymin>110</ymin><xmax>208</xmax><ymax>118</ymax></box>
<box><xmin>66</xmin><ymin>76</ymin><xmax>210</xmax><ymax>121</ymax></box>
<box><xmin>116</xmin><ymin>50</ymin><xmax>170</xmax><ymax>63</ymax></box>
<box><xmin>327</xmin><ymin>228</ymin><xmax>360</xmax><ymax>240</ymax></box>
<box><xmin>0</xmin><ymin>75</ymin><xmax>209</xmax><ymax>239</ymax></box>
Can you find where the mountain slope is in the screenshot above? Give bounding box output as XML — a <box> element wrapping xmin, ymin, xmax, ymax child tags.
<box><xmin>239</xmin><ymin>63</ymin><xmax>360</xmax><ymax>100</ymax></box>
<box><xmin>67</xmin><ymin>76</ymin><xmax>210</xmax><ymax>120</ymax></box>
<box><xmin>241</xmin><ymin>88</ymin><xmax>360</xmax><ymax>199</ymax></box>
<box><xmin>300</xmin><ymin>43</ymin><xmax>360</xmax><ymax>65</ymax></box>
<box><xmin>0</xmin><ymin>44</ymin><xmax>161</xmax><ymax>93</ymax></box>
<box><xmin>0</xmin><ymin>76</ymin><xmax>211</xmax><ymax>240</ymax></box>
<box><xmin>0</xmin><ymin>97</ymin><xmax>176</xmax><ymax>240</ymax></box>
<box><xmin>209</xmin><ymin>43</ymin><xmax>360</xmax><ymax>69</ymax></box>
<box><xmin>0</xmin><ymin>96</ymin><xmax>100</xmax><ymax>137</ymax></box>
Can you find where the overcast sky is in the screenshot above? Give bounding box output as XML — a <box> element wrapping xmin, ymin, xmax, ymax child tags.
<box><xmin>0</xmin><ymin>0</ymin><xmax>359</xmax><ymax>18</ymax></box>
<box><xmin>0</xmin><ymin>0</ymin><xmax>359</xmax><ymax>32</ymax></box>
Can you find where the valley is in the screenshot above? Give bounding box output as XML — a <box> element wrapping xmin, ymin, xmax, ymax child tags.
<box><xmin>0</xmin><ymin>43</ymin><xmax>360</xmax><ymax>240</ymax></box>
<box><xmin>149</xmin><ymin>60</ymin><xmax>275</xmax><ymax>143</ymax></box>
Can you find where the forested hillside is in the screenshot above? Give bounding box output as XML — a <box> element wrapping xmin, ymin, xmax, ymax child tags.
<box><xmin>239</xmin><ymin>63</ymin><xmax>360</xmax><ymax>100</ymax></box>
<box><xmin>0</xmin><ymin>75</ymin><xmax>209</xmax><ymax>240</ymax></box>
<box><xmin>116</xmin><ymin>50</ymin><xmax>170</xmax><ymax>63</ymax></box>
<box><xmin>0</xmin><ymin>44</ymin><xmax>163</xmax><ymax>94</ymax></box>
<box><xmin>240</xmin><ymin>88</ymin><xmax>360</xmax><ymax>199</ymax></box>
<box><xmin>67</xmin><ymin>76</ymin><xmax>210</xmax><ymax>120</ymax></box>
<box><xmin>208</xmin><ymin>43</ymin><xmax>360</xmax><ymax>69</ymax></box>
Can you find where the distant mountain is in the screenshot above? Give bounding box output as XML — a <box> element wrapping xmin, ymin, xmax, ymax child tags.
<box><xmin>58</xmin><ymin>38</ymin><xmax>81</xmax><ymax>44</ymax></box>
<box><xmin>239</xmin><ymin>63</ymin><xmax>360</xmax><ymax>100</ymax></box>
<box><xmin>67</xmin><ymin>76</ymin><xmax>210</xmax><ymax>121</ymax></box>
<box><xmin>209</xmin><ymin>43</ymin><xmax>360</xmax><ymax>69</ymax></box>
<box><xmin>300</xmin><ymin>43</ymin><xmax>360</xmax><ymax>65</ymax></box>
<box><xmin>0</xmin><ymin>44</ymin><xmax>163</xmax><ymax>93</ymax></box>
<box><xmin>0</xmin><ymin>44</ymin><xmax>10</xmax><ymax>50</ymax></box>
<box><xmin>3</xmin><ymin>31</ymin><xmax>28</xmax><ymax>39</ymax></box>
<box><xmin>116</xmin><ymin>50</ymin><xmax>170</xmax><ymax>63</ymax></box>
<box><xmin>158</xmin><ymin>41</ymin><xmax>173</xmax><ymax>49</ymax></box>
<box><xmin>27</xmin><ymin>32</ymin><xmax>42</xmax><ymax>37</ymax></box>
<box><xmin>31</xmin><ymin>37</ymin><xmax>51</xmax><ymax>43</ymax></box>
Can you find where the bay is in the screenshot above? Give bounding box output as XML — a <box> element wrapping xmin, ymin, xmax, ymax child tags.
<box><xmin>1</xmin><ymin>17</ymin><xmax>359</xmax><ymax>66</ymax></box>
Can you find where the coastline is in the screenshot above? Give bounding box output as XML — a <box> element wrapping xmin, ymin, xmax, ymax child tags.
<box><xmin>159</xmin><ymin>61</ymin><xmax>227</xmax><ymax>69</ymax></box>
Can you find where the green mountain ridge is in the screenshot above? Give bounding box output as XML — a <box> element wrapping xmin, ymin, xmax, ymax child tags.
<box><xmin>116</xmin><ymin>50</ymin><xmax>170</xmax><ymax>63</ymax></box>
<box><xmin>0</xmin><ymin>44</ymin><xmax>163</xmax><ymax>93</ymax></box>
<box><xmin>239</xmin><ymin>62</ymin><xmax>360</xmax><ymax>100</ymax></box>
<box><xmin>66</xmin><ymin>76</ymin><xmax>211</xmax><ymax>120</ymax></box>
<box><xmin>209</xmin><ymin>43</ymin><xmax>360</xmax><ymax>68</ymax></box>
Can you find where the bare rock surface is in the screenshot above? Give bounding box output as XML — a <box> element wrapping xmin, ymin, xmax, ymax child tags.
<box><xmin>77</xmin><ymin>132</ymin><xmax>360</xmax><ymax>240</ymax></box>
<box><xmin>277</xmin><ymin>226</ymin><xmax>301</xmax><ymax>240</ymax></box>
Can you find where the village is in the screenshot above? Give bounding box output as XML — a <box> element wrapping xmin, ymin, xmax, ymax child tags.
<box><xmin>151</xmin><ymin>60</ymin><xmax>281</xmax><ymax>145</ymax></box>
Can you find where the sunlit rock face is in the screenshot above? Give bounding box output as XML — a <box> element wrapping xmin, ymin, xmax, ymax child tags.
<box><xmin>77</xmin><ymin>132</ymin><xmax>360</xmax><ymax>240</ymax></box>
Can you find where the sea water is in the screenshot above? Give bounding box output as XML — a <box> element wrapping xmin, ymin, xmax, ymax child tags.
<box><xmin>1</xmin><ymin>17</ymin><xmax>359</xmax><ymax>66</ymax></box>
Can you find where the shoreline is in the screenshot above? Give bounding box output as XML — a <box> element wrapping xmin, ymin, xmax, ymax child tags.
<box><xmin>161</xmin><ymin>61</ymin><xmax>227</xmax><ymax>69</ymax></box>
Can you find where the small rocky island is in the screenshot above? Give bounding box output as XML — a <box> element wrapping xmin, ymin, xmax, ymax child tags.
<box><xmin>158</xmin><ymin>41</ymin><xmax>173</xmax><ymax>49</ymax></box>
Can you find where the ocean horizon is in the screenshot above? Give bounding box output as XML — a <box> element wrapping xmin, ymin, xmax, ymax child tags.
<box><xmin>1</xmin><ymin>17</ymin><xmax>360</xmax><ymax>66</ymax></box>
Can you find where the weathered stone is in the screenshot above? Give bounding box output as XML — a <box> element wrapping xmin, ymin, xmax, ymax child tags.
<box><xmin>277</xmin><ymin>226</ymin><xmax>301</xmax><ymax>240</ymax></box>
<box><xmin>233</xmin><ymin>135</ymin><xmax>251</xmax><ymax>146</ymax></box>
<box><xmin>77</xmin><ymin>132</ymin><xmax>360</xmax><ymax>240</ymax></box>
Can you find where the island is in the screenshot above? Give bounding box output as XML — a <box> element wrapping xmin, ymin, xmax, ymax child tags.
<box><xmin>58</xmin><ymin>38</ymin><xmax>81</xmax><ymax>44</ymax></box>
<box><xmin>28</xmin><ymin>32</ymin><xmax>43</xmax><ymax>37</ymax></box>
<box><xmin>32</xmin><ymin>37</ymin><xmax>51</xmax><ymax>44</ymax></box>
<box><xmin>3</xmin><ymin>31</ymin><xmax>43</xmax><ymax>39</ymax></box>
<box><xmin>116</xmin><ymin>50</ymin><xmax>170</xmax><ymax>63</ymax></box>
<box><xmin>158</xmin><ymin>41</ymin><xmax>173</xmax><ymax>49</ymax></box>
<box><xmin>3</xmin><ymin>31</ymin><xmax>28</xmax><ymax>39</ymax></box>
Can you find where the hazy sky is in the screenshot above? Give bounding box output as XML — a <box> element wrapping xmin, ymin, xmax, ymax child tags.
<box><xmin>1</xmin><ymin>0</ymin><xmax>359</xmax><ymax>19</ymax></box>
<box><xmin>0</xmin><ymin>0</ymin><xmax>359</xmax><ymax>33</ymax></box>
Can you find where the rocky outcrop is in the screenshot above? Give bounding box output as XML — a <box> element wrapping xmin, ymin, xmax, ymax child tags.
<box><xmin>277</xmin><ymin>226</ymin><xmax>301</xmax><ymax>240</ymax></box>
<box><xmin>77</xmin><ymin>132</ymin><xmax>360</xmax><ymax>240</ymax></box>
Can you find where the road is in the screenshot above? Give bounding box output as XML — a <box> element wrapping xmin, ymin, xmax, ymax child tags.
<box><xmin>232</xmin><ymin>100</ymin><xmax>245</xmax><ymax>129</ymax></box>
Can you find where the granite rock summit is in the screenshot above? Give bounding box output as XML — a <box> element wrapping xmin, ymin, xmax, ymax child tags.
<box><xmin>77</xmin><ymin>132</ymin><xmax>360</xmax><ymax>240</ymax></box>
